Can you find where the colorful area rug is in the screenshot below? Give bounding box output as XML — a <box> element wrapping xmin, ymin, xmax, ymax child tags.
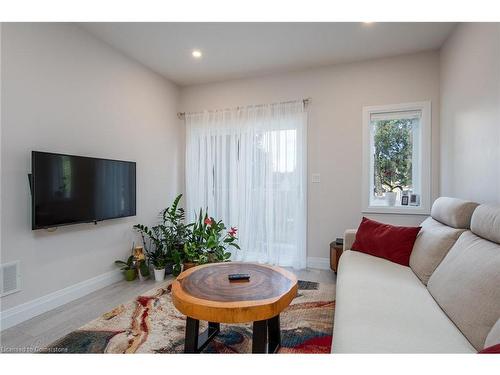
<box><xmin>45</xmin><ymin>280</ymin><xmax>335</xmax><ymax>353</ymax></box>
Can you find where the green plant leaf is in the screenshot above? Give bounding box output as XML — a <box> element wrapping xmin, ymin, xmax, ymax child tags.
<box><xmin>172</xmin><ymin>263</ymin><xmax>182</xmax><ymax>277</ymax></box>
<box><xmin>139</xmin><ymin>261</ymin><xmax>150</xmax><ymax>276</ymax></box>
<box><xmin>126</xmin><ymin>255</ymin><xmax>134</xmax><ymax>265</ymax></box>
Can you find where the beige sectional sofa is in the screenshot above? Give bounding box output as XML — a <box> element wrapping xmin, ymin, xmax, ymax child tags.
<box><xmin>332</xmin><ymin>197</ymin><xmax>500</xmax><ymax>353</ymax></box>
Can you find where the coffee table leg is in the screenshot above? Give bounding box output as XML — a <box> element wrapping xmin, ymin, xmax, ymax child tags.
<box><xmin>267</xmin><ymin>314</ymin><xmax>281</xmax><ymax>353</ymax></box>
<box><xmin>252</xmin><ymin>319</ymin><xmax>268</xmax><ymax>353</ymax></box>
<box><xmin>208</xmin><ymin>322</ymin><xmax>221</xmax><ymax>332</ymax></box>
<box><xmin>185</xmin><ymin>318</ymin><xmax>220</xmax><ymax>353</ymax></box>
<box><xmin>184</xmin><ymin>317</ymin><xmax>199</xmax><ymax>353</ymax></box>
<box><xmin>197</xmin><ymin>322</ymin><xmax>220</xmax><ymax>352</ymax></box>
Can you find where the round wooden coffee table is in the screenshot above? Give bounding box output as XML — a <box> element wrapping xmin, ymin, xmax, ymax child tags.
<box><xmin>171</xmin><ymin>262</ymin><xmax>298</xmax><ymax>353</ymax></box>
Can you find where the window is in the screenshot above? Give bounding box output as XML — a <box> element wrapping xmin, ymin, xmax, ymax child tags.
<box><xmin>362</xmin><ymin>102</ymin><xmax>431</xmax><ymax>214</ymax></box>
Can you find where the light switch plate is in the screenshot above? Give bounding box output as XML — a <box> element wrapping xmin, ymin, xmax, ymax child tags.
<box><xmin>311</xmin><ymin>173</ymin><xmax>321</xmax><ymax>183</ymax></box>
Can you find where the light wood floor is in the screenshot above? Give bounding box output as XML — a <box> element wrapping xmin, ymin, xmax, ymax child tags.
<box><xmin>0</xmin><ymin>267</ymin><xmax>335</xmax><ymax>352</ymax></box>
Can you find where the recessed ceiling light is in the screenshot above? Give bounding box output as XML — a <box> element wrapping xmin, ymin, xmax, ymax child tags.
<box><xmin>192</xmin><ymin>50</ymin><xmax>202</xmax><ymax>58</ymax></box>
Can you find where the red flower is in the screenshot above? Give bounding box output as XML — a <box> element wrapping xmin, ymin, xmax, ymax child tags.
<box><xmin>228</xmin><ymin>227</ymin><xmax>238</xmax><ymax>237</ymax></box>
<box><xmin>204</xmin><ymin>217</ymin><xmax>213</xmax><ymax>226</ymax></box>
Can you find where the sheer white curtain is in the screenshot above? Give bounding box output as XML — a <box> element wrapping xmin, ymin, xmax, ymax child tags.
<box><xmin>185</xmin><ymin>101</ymin><xmax>307</xmax><ymax>269</ymax></box>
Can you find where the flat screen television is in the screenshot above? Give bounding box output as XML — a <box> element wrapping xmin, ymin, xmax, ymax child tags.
<box><xmin>31</xmin><ymin>151</ymin><xmax>136</xmax><ymax>230</ymax></box>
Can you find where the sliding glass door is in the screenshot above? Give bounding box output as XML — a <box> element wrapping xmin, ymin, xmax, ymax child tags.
<box><xmin>185</xmin><ymin>101</ymin><xmax>307</xmax><ymax>269</ymax></box>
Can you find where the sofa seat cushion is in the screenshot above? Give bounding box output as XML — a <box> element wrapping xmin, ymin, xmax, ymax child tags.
<box><xmin>410</xmin><ymin>217</ymin><xmax>466</xmax><ymax>285</ymax></box>
<box><xmin>332</xmin><ymin>250</ymin><xmax>475</xmax><ymax>353</ymax></box>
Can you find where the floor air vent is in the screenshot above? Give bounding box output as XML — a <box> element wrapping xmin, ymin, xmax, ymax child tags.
<box><xmin>1</xmin><ymin>261</ymin><xmax>21</xmax><ymax>297</ymax></box>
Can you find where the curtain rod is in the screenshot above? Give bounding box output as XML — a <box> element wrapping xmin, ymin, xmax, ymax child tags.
<box><xmin>177</xmin><ymin>97</ymin><xmax>311</xmax><ymax>120</ymax></box>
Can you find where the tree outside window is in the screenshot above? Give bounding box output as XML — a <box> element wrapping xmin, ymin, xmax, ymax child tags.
<box><xmin>372</xmin><ymin>118</ymin><xmax>415</xmax><ymax>196</ymax></box>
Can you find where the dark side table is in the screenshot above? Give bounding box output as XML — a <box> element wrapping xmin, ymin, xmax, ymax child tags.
<box><xmin>330</xmin><ymin>239</ymin><xmax>343</xmax><ymax>273</ymax></box>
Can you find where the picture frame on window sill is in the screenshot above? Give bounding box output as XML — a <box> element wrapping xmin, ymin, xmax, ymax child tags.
<box><xmin>401</xmin><ymin>195</ymin><xmax>409</xmax><ymax>206</ymax></box>
<box><xmin>409</xmin><ymin>194</ymin><xmax>420</xmax><ymax>206</ymax></box>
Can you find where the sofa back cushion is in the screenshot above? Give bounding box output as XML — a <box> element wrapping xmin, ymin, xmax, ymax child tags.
<box><xmin>427</xmin><ymin>206</ymin><xmax>500</xmax><ymax>350</ymax></box>
<box><xmin>409</xmin><ymin>217</ymin><xmax>465</xmax><ymax>285</ymax></box>
<box><xmin>430</xmin><ymin>197</ymin><xmax>478</xmax><ymax>229</ymax></box>
<box><xmin>471</xmin><ymin>204</ymin><xmax>500</xmax><ymax>244</ymax></box>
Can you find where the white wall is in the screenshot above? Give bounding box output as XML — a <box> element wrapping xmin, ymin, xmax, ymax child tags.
<box><xmin>1</xmin><ymin>23</ymin><xmax>183</xmax><ymax>311</ymax></box>
<box><xmin>440</xmin><ymin>23</ymin><xmax>500</xmax><ymax>203</ymax></box>
<box><xmin>180</xmin><ymin>51</ymin><xmax>441</xmax><ymax>260</ymax></box>
<box><xmin>0</xmin><ymin>23</ymin><xmax>3</xmax><ymax>291</ymax></box>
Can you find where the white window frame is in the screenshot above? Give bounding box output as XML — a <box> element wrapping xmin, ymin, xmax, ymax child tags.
<box><xmin>362</xmin><ymin>101</ymin><xmax>431</xmax><ymax>215</ymax></box>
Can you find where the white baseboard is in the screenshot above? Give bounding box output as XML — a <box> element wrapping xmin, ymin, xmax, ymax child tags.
<box><xmin>307</xmin><ymin>257</ymin><xmax>331</xmax><ymax>270</ymax></box>
<box><xmin>0</xmin><ymin>269</ymin><xmax>122</xmax><ymax>331</ymax></box>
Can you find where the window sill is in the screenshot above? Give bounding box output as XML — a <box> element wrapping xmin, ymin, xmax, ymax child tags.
<box><xmin>362</xmin><ymin>205</ymin><xmax>430</xmax><ymax>215</ymax></box>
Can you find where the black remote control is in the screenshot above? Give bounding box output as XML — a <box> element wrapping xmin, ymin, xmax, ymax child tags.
<box><xmin>228</xmin><ymin>273</ymin><xmax>250</xmax><ymax>281</ymax></box>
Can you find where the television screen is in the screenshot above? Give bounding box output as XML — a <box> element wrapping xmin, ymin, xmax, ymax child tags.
<box><xmin>31</xmin><ymin>151</ymin><xmax>136</xmax><ymax>229</ymax></box>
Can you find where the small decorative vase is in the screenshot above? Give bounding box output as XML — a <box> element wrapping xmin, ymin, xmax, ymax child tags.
<box><xmin>124</xmin><ymin>269</ymin><xmax>137</xmax><ymax>282</ymax></box>
<box><xmin>153</xmin><ymin>268</ymin><xmax>166</xmax><ymax>282</ymax></box>
<box><xmin>385</xmin><ymin>191</ymin><xmax>397</xmax><ymax>206</ymax></box>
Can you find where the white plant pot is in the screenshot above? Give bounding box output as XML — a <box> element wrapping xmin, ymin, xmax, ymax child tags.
<box><xmin>153</xmin><ymin>268</ymin><xmax>165</xmax><ymax>282</ymax></box>
<box><xmin>385</xmin><ymin>192</ymin><xmax>397</xmax><ymax>206</ymax></box>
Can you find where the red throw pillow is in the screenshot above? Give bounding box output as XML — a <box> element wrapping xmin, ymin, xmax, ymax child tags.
<box><xmin>478</xmin><ymin>343</ymin><xmax>500</xmax><ymax>354</ymax></box>
<box><xmin>351</xmin><ymin>217</ymin><xmax>421</xmax><ymax>266</ymax></box>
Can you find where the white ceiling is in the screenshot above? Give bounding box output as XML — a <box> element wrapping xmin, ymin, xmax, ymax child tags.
<box><xmin>81</xmin><ymin>23</ymin><xmax>456</xmax><ymax>86</ymax></box>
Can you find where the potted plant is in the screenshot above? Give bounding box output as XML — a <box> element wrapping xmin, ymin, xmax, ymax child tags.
<box><xmin>178</xmin><ymin>208</ymin><xmax>240</xmax><ymax>272</ymax></box>
<box><xmin>115</xmin><ymin>255</ymin><xmax>137</xmax><ymax>281</ymax></box>
<box><xmin>151</xmin><ymin>252</ymin><xmax>167</xmax><ymax>281</ymax></box>
<box><xmin>134</xmin><ymin>195</ymin><xmax>240</xmax><ymax>277</ymax></box>
<box><xmin>161</xmin><ymin>194</ymin><xmax>192</xmax><ymax>275</ymax></box>
<box><xmin>134</xmin><ymin>223</ymin><xmax>163</xmax><ymax>263</ymax></box>
<box><xmin>182</xmin><ymin>242</ymin><xmax>202</xmax><ymax>270</ymax></box>
<box><xmin>134</xmin><ymin>194</ymin><xmax>193</xmax><ymax>277</ymax></box>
